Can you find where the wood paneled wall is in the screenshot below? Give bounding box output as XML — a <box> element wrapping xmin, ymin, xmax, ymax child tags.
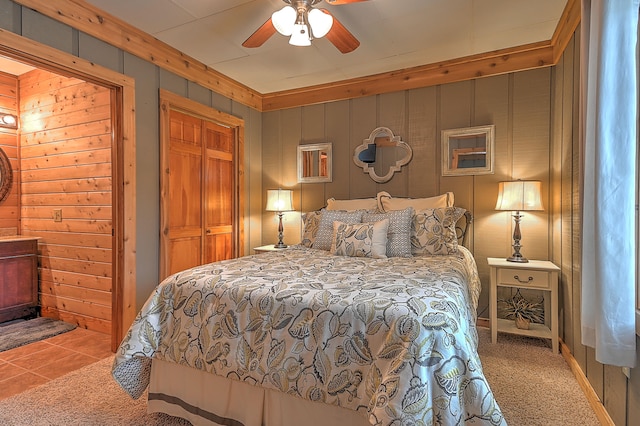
<box><xmin>19</xmin><ymin>69</ymin><xmax>112</xmax><ymax>334</ymax></box>
<box><xmin>0</xmin><ymin>71</ymin><xmax>19</xmax><ymax>234</ymax></box>
<box><xmin>551</xmin><ymin>28</ymin><xmax>640</xmax><ymax>426</ymax></box>
<box><xmin>263</xmin><ymin>67</ymin><xmax>553</xmax><ymax>316</ymax></box>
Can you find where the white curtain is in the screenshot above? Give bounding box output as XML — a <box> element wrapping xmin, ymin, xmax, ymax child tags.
<box><xmin>580</xmin><ymin>0</ymin><xmax>638</xmax><ymax>368</ymax></box>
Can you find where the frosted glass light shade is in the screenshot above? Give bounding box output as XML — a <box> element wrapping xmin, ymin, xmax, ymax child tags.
<box><xmin>289</xmin><ymin>24</ymin><xmax>311</xmax><ymax>46</ymax></box>
<box><xmin>265</xmin><ymin>189</ymin><xmax>294</xmax><ymax>212</ymax></box>
<box><xmin>272</xmin><ymin>6</ymin><xmax>296</xmax><ymax>36</ymax></box>
<box><xmin>495</xmin><ymin>180</ymin><xmax>543</xmax><ymax>211</ymax></box>
<box><xmin>0</xmin><ymin>113</ymin><xmax>17</xmax><ymax>128</ymax></box>
<box><xmin>308</xmin><ymin>9</ymin><xmax>333</xmax><ymax>38</ymax></box>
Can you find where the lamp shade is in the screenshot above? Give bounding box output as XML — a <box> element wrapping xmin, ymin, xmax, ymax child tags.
<box><xmin>289</xmin><ymin>24</ymin><xmax>311</xmax><ymax>46</ymax></box>
<box><xmin>272</xmin><ymin>5</ymin><xmax>296</xmax><ymax>36</ymax></box>
<box><xmin>495</xmin><ymin>180</ymin><xmax>543</xmax><ymax>211</ymax></box>
<box><xmin>308</xmin><ymin>9</ymin><xmax>333</xmax><ymax>38</ymax></box>
<box><xmin>265</xmin><ymin>189</ymin><xmax>294</xmax><ymax>212</ymax></box>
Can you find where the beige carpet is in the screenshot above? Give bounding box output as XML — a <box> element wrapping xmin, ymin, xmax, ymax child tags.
<box><xmin>0</xmin><ymin>328</ymin><xmax>599</xmax><ymax>426</ymax></box>
<box><xmin>477</xmin><ymin>328</ymin><xmax>600</xmax><ymax>426</ymax></box>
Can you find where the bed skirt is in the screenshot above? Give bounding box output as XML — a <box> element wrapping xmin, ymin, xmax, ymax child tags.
<box><xmin>148</xmin><ymin>358</ymin><xmax>371</xmax><ymax>426</ymax></box>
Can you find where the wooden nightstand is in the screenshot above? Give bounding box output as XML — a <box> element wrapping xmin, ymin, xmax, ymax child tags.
<box><xmin>253</xmin><ymin>245</ymin><xmax>287</xmax><ymax>254</ymax></box>
<box><xmin>488</xmin><ymin>257</ymin><xmax>560</xmax><ymax>353</ymax></box>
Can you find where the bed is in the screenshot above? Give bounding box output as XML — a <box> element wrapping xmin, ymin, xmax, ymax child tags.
<box><xmin>112</xmin><ymin>195</ymin><xmax>505</xmax><ymax>426</ymax></box>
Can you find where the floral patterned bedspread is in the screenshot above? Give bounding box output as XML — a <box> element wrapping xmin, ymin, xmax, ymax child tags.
<box><xmin>112</xmin><ymin>246</ymin><xmax>505</xmax><ymax>425</ymax></box>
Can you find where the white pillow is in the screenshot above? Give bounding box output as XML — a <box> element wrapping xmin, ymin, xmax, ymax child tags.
<box><xmin>326</xmin><ymin>197</ymin><xmax>378</xmax><ymax>211</ymax></box>
<box><xmin>377</xmin><ymin>191</ymin><xmax>454</xmax><ymax>212</ymax></box>
<box><xmin>362</xmin><ymin>208</ymin><xmax>413</xmax><ymax>257</ymax></box>
<box><xmin>330</xmin><ymin>219</ymin><xmax>389</xmax><ymax>258</ymax></box>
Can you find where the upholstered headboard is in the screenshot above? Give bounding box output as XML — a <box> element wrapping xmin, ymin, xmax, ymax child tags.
<box><xmin>456</xmin><ymin>211</ymin><xmax>473</xmax><ymax>247</ymax></box>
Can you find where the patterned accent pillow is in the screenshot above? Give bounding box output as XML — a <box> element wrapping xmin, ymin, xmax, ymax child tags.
<box><xmin>362</xmin><ymin>207</ymin><xmax>413</xmax><ymax>257</ymax></box>
<box><xmin>313</xmin><ymin>209</ymin><xmax>365</xmax><ymax>251</ymax></box>
<box><xmin>330</xmin><ymin>219</ymin><xmax>389</xmax><ymax>258</ymax></box>
<box><xmin>411</xmin><ymin>207</ymin><xmax>466</xmax><ymax>255</ymax></box>
<box><xmin>301</xmin><ymin>209</ymin><xmax>323</xmax><ymax>247</ymax></box>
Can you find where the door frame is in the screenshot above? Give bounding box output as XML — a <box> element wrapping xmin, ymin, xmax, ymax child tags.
<box><xmin>159</xmin><ymin>89</ymin><xmax>245</xmax><ymax>281</ymax></box>
<box><xmin>0</xmin><ymin>30</ymin><xmax>137</xmax><ymax>350</ymax></box>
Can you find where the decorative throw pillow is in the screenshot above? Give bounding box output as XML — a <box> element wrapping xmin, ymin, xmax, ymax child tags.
<box><xmin>377</xmin><ymin>191</ymin><xmax>455</xmax><ymax>212</ymax></box>
<box><xmin>330</xmin><ymin>219</ymin><xmax>389</xmax><ymax>258</ymax></box>
<box><xmin>411</xmin><ymin>207</ymin><xmax>466</xmax><ymax>255</ymax></box>
<box><xmin>313</xmin><ymin>209</ymin><xmax>365</xmax><ymax>251</ymax></box>
<box><xmin>362</xmin><ymin>207</ymin><xmax>413</xmax><ymax>257</ymax></box>
<box><xmin>326</xmin><ymin>197</ymin><xmax>378</xmax><ymax>211</ymax></box>
<box><xmin>301</xmin><ymin>209</ymin><xmax>323</xmax><ymax>247</ymax></box>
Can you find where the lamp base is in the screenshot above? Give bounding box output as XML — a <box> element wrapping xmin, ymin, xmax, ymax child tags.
<box><xmin>507</xmin><ymin>210</ymin><xmax>528</xmax><ymax>262</ymax></box>
<box><xmin>507</xmin><ymin>254</ymin><xmax>529</xmax><ymax>263</ymax></box>
<box><xmin>273</xmin><ymin>242</ymin><xmax>288</xmax><ymax>249</ymax></box>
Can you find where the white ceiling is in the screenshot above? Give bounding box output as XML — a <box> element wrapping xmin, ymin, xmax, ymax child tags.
<box><xmin>6</xmin><ymin>1</ymin><xmax>569</xmax><ymax>94</ymax></box>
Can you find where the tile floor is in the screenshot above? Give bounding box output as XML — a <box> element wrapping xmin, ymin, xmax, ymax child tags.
<box><xmin>0</xmin><ymin>326</ymin><xmax>113</xmax><ymax>400</ymax></box>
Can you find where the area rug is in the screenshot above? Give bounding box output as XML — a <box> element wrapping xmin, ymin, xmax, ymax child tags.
<box><xmin>0</xmin><ymin>317</ymin><xmax>77</xmax><ymax>352</ymax></box>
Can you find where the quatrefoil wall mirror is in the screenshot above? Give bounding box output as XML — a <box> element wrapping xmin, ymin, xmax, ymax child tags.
<box><xmin>353</xmin><ymin>127</ymin><xmax>412</xmax><ymax>183</ymax></box>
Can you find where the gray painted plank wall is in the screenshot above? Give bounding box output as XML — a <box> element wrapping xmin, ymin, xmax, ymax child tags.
<box><xmin>551</xmin><ymin>29</ymin><xmax>639</xmax><ymax>426</ymax></box>
<box><xmin>263</xmin><ymin>68</ymin><xmax>554</xmax><ymax>320</ymax></box>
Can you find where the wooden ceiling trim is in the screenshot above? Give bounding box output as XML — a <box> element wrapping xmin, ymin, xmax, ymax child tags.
<box><xmin>10</xmin><ymin>0</ymin><xmax>580</xmax><ymax>113</ymax></box>
<box><xmin>551</xmin><ymin>0</ymin><xmax>581</xmax><ymax>63</ymax></box>
<box><xmin>263</xmin><ymin>42</ymin><xmax>554</xmax><ymax>111</ymax></box>
<box><xmin>12</xmin><ymin>0</ymin><xmax>262</xmax><ymax>110</ymax></box>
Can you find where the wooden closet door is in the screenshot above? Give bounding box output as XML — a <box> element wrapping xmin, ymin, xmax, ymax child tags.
<box><xmin>204</xmin><ymin>121</ymin><xmax>234</xmax><ymax>263</ymax></box>
<box><xmin>165</xmin><ymin>110</ymin><xmax>203</xmax><ymax>276</ymax></box>
<box><xmin>160</xmin><ymin>91</ymin><xmax>244</xmax><ymax>281</ymax></box>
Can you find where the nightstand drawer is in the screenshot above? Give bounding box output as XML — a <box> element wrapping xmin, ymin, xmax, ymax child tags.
<box><xmin>497</xmin><ymin>268</ymin><xmax>550</xmax><ymax>289</ymax></box>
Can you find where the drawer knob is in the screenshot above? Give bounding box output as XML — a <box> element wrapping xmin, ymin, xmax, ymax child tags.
<box><xmin>514</xmin><ymin>275</ymin><xmax>533</xmax><ymax>284</ymax></box>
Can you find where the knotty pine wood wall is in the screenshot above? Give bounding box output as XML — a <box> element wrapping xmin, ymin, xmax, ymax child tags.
<box><xmin>0</xmin><ymin>72</ymin><xmax>19</xmax><ymax>234</ymax></box>
<box><xmin>19</xmin><ymin>69</ymin><xmax>113</xmax><ymax>334</ymax></box>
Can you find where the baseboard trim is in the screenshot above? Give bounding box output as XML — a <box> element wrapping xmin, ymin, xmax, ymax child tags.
<box><xmin>559</xmin><ymin>339</ymin><xmax>615</xmax><ymax>426</ymax></box>
<box><xmin>477</xmin><ymin>317</ymin><xmax>490</xmax><ymax>329</ymax></box>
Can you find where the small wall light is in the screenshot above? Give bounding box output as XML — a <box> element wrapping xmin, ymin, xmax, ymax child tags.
<box><xmin>0</xmin><ymin>113</ymin><xmax>18</xmax><ymax>129</ymax></box>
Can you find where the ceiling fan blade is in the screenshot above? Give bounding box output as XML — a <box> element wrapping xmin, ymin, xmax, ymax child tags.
<box><xmin>242</xmin><ymin>18</ymin><xmax>277</xmax><ymax>48</ymax></box>
<box><xmin>325</xmin><ymin>0</ymin><xmax>370</xmax><ymax>4</ymax></box>
<box><xmin>323</xmin><ymin>12</ymin><xmax>360</xmax><ymax>53</ymax></box>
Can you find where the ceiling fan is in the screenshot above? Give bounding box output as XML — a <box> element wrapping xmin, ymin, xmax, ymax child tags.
<box><xmin>242</xmin><ymin>0</ymin><xmax>369</xmax><ymax>54</ymax></box>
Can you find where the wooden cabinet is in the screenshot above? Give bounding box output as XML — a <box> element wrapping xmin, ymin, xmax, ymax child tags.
<box><xmin>488</xmin><ymin>257</ymin><xmax>560</xmax><ymax>353</ymax></box>
<box><xmin>0</xmin><ymin>237</ymin><xmax>40</xmax><ymax>323</ymax></box>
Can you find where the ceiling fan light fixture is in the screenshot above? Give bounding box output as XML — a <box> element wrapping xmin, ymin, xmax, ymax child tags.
<box><xmin>289</xmin><ymin>23</ymin><xmax>312</xmax><ymax>46</ymax></box>
<box><xmin>272</xmin><ymin>5</ymin><xmax>296</xmax><ymax>36</ymax></box>
<box><xmin>308</xmin><ymin>8</ymin><xmax>333</xmax><ymax>38</ymax></box>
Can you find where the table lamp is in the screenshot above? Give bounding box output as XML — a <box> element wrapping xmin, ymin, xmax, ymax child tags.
<box><xmin>495</xmin><ymin>180</ymin><xmax>543</xmax><ymax>262</ymax></box>
<box><xmin>265</xmin><ymin>189</ymin><xmax>294</xmax><ymax>248</ymax></box>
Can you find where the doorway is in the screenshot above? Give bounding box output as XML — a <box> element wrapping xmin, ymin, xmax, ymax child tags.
<box><xmin>0</xmin><ymin>30</ymin><xmax>136</xmax><ymax>351</ymax></box>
